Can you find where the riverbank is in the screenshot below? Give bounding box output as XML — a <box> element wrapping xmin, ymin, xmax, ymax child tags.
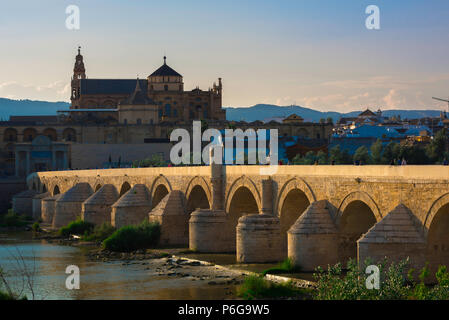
<box><xmin>30</xmin><ymin>226</ymin><xmax>316</xmax><ymax>298</ymax></box>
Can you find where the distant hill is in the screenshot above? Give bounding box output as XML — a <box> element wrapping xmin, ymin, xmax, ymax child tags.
<box><xmin>225</xmin><ymin>104</ymin><xmax>443</xmax><ymax>123</ymax></box>
<box><xmin>0</xmin><ymin>98</ymin><xmax>443</xmax><ymax>123</ymax></box>
<box><xmin>0</xmin><ymin>98</ymin><xmax>69</xmax><ymax>120</ymax></box>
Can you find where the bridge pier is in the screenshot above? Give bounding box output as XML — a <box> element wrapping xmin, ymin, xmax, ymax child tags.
<box><xmin>189</xmin><ymin>209</ymin><xmax>233</xmax><ymax>252</ymax></box>
<box><xmin>288</xmin><ymin>201</ymin><xmax>339</xmax><ymax>271</ymax></box>
<box><xmin>357</xmin><ymin>204</ymin><xmax>427</xmax><ymax>273</ymax></box>
<box><xmin>236</xmin><ymin>213</ymin><xmax>283</xmax><ymax>263</ymax></box>
<box><xmin>32</xmin><ymin>192</ymin><xmax>49</xmax><ymax>220</ymax></box>
<box><xmin>41</xmin><ymin>194</ymin><xmax>61</xmax><ymax>224</ymax></box>
<box><xmin>111</xmin><ymin>184</ymin><xmax>150</xmax><ymax>229</ymax></box>
<box><xmin>53</xmin><ymin>183</ymin><xmax>93</xmax><ymax>228</ymax></box>
<box><xmin>82</xmin><ymin>184</ymin><xmax>118</xmax><ymax>226</ymax></box>
<box><xmin>149</xmin><ymin>190</ymin><xmax>188</xmax><ymax>246</ymax></box>
<box><xmin>260</xmin><ymin>179</ymin><xmax>273</xmax><ymax>215</ymax></box>
<box><xmin>12</xmin><ymin>190</ymin><xmax>40</xmax><ymax>216</ymax></box>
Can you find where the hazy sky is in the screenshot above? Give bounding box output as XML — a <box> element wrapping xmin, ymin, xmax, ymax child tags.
<box><xmin>1</xmin><ymin>0</ymin><xmax>448</xmax><ymax>112</ymax></box>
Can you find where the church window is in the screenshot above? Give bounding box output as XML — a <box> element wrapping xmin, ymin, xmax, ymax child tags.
<box><xmin>158</xmin><ymin>109</ymin><xmax>163</xmax><ymax>118</ymax></box>
<box><xmin>173</xmin><ymin>109</ymin><xmax>178</xmax><ymax>117</ymax></box>
<box><xmin>137</xmin><ymin>119</ymin><xmax>142</xmax><ymax>125</ymax></box>
<box><xmin>124</xmin><ymin>119</ymin><xmax>128</xmax><ymax>125</ymax></box>
<box><xmin>165</xmin><ymin>104</ymin><xmax>171</xmax><ymax>117</ymax></box>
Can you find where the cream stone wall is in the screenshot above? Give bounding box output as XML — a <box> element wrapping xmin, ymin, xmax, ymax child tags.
<box><xmin>24</xmin><ymin>165</ymin><xmax>449</xmax><ymax>269</ymax></box>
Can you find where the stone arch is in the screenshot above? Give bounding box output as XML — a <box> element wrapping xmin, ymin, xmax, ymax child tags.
<box><xmin>53</xmin><ymin>185</ymin><xmax>60</xmax><ymax>195</ymax></box>
<box><xmin>275</xmin><ymin>178</ymin><xmax>315</xmax><ymax>217</ymax></box>
<box><xmin>425</xmin><ymin>195</ymin><xmax>449</xmax><ymax>274</ymax></box>
<box><xmin>276</xmin><ymin>179</ymin><xmax>315</xmax><ymax>256</ymax></box>
<box><xmin>43</xmin><ymin>128</ymin><xmax>57</xmax><ymax>141</ymax></box>
<box><xmin>424</xmin><ymin>192</ymin><xmax>449</xmax><ymax>234</ymax></box>
<box><xmin>185</xmin><ymin>176</ymin><xmax>211</xmax><ymax>210</ymax></box>
<box><xmin>150</xmin><ymin>175</ymin><xmax>173</xmax><ymax>208</ymax></box>
<box><xmin>226</xmin><ymin>184</ymin><xmax>260</xmax><ymax>250</ymax></box>
<box><xmin>225</xmin><ymin>176</ymin><xmax>261</xmax><ymax>215</ymax></box>
<box><xmin>186</xmin><ymin>185</ymin><xmax>210</xmax><ymax>214</ymax></box>
<box><xmin>119</xmin><ymin>182</ymin><xmax>131</xmax><ymax>197</ymax></box>
<box><xmin>336</xmin><ymin>191</ymin><xmax>382</xmax><ymax>224</ymax></box>
<box><xmin>152</xmin><ymin>184</ymin><xmax>169</xmax><ymax>209</ymax></box>
<box><xmin>337</xmin><ymin>192</ymin><xmax>380</xmax><ymax>265</ymax></box>
<box><xmin>3</xmin><ymin>128</ymin><xmax>18</xmax><ymax>142</ymax></box>
<box><xmin>63</xmin><ymin>128</ymin><xmax>77</xmax><ymax>142</ymax></box>
<box><xmin>23</xmin><ymin>128</ymin><xmax>37</xmax><ymax>142</ymax></box>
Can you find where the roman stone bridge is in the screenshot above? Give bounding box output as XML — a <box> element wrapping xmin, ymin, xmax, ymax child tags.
<box><xmin>19</xmin><ymin>165</ymin><xmax>449</xmax><ymax>275</ymax></box>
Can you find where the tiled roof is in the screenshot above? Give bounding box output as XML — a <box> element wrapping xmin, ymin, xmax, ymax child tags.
<box><xmin>80</xmin><ymin>79</ymin><xmax>148</xmax><ymax>95</ymax></box>
<box><xmin>121</xmin><ymin>80</ymin><xmax>155</xmax><ymax>105</ymax></box>
<box><xmin>149</xmin><ymin>63</ymin><xmax>182</xmax><ymax>77</ymax></box>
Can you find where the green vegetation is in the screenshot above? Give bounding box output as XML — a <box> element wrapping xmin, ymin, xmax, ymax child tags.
<box><xmin>59</xmin><ymin>219</ymin><xmax>94</xmax><ymax>237</ymax></box>
<box><xmin>313</xmin><ymin>258</ymin><xmax>449</xmax><ymax>300</ymax></box>
<box><xmin>82</xmin><ymin>223</ymin><xmax>116</xmax><ymax>242</ymax></box>
<box><xmin>0</xmin><ymin>210</ymin><xmax>29</xmax><ymax>228</ymax></box>
<box><xmin>31</xmin><ymin>222</ymin><xmax>41</xmax><ymax>232</ymax></box>
<box><xmin>262</xmin><ymin>258</ymin><xmax>300</xmax><ymax>276</ymax></box>
<box><xmin>237</xmin><ymin>275</ymin><xmax>310</xmax><ymax>300</ymax></box>
<box><xmin>132</xmin><ymin>154</ymin><xmax>166</xmax><ymax>168</ymax></box>
<box><xmin>102</xmin><ymin>221</ymin><xmax>160</xmax><ymax>252</ymax></box>
<box><xmin>293</xmin><ymin>128</ymin><xmax>449</xmax><ymax>165</ymax></box>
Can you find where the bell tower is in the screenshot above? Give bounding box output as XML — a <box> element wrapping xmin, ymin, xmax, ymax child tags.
<box><xmin>71</xmin><ymin>46</ymin><xmax>86</xmax><ymax>108</ymax></box>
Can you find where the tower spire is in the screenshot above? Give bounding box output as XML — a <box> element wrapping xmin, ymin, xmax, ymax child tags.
<box><xmin>164</xmin><ymin>56</ymin><xmax>167</xmax><ymax>65</ymax></box>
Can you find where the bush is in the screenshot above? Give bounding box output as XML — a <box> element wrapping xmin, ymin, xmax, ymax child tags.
<box><xmin>313</xmin><ymin>258</ymin><xmax>449</xmax><ymax>300</ymax></box>
<box><xmin>82</xmin><ymin>223</ymin><xmax>116</xmax><ymax>242</ymax></box>
<box><xmin>31</xmin><ymin>222</ymin><xmax>41</xmax><ymax>232</ymax></box>
<box><xmin>0</xmin><ymin>210</ymin><xmax>27</xmax><ymax>227</ymax></box>
<box><xmin>237</xmin><ymin>275</ymin><xmax>309</xmax><ymax>300</ymax></box>
<box><xmin>262</xmin><ymin>258</ymin><xmax>300</xmax><ymax>276</ymax></box>
<box><xmin>59</xmin><ymin>219</ymin><xmax>94</xmax><ymax>237</ymax></box>
<box><xmin>102</xmin><ymin>221</ymin><xmax>160</xmax><ymax>252</ymax></box>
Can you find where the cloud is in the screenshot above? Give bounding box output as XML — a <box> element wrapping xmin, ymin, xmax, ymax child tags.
<box><xmin>0</xmin><ymin>81</ymin><xmax>70</xmax><ymax>102</ymax></box>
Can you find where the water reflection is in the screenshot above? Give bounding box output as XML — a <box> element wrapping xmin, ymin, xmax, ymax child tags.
<box><xmin>0</xmin><ymin>232</ymin><xmax>236</xmax><ymax>300</ymax></box>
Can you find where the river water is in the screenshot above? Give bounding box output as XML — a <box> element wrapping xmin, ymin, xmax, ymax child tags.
<box><xmin>0</xmin><ymin>232</ymin><xmax>237</xmax><ymax>300</ymax></box>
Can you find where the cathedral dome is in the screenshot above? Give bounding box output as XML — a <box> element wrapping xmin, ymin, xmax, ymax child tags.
<box><xmin>149</xmin><ymin>56</ymin><xmax>182</xmax><ymax>78</ymax></box>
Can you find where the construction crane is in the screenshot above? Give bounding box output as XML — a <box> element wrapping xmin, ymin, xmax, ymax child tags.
<box><xmin>432</xmin><ymin>97</ymin><xmax>449</xmax><ymax>113</ymax></box>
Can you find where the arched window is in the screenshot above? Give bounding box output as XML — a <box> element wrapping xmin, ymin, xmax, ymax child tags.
<box><xmin>63</xmin><ymin>128</ymin><xmax>76</xmax><ymax>142</ymax></box>
<box><xmin>124</xmin><ymin>119</ymin><xmax>128</xmax><ymax>125</ymax></box>
<box><xmin>3</xmin><ymin>128</ymin><xmax>17</xmax><ymax>142</ymax></box>
<box><xmin>173</xmin><ymin>109</ymin><xmax>178</xmax><ymax>117</ymax></box>
<box><xmin>137</xmin><ymin>118</ymin><xmax>142</xmax><ymax>125</ymax></box>
<box><xmin>164</xmin><ymin>85</ymin><xmax>168</xmax><ymax>91</ymax></box>
<box><xmin>158</xmin><ymin>109</ymin><xmax>163</xmax><ymax>118</ymax></box>
<box><xmin>165</xmin><ymin>104</ymin><xmax>171</xmax><ymax>117</ymax></box>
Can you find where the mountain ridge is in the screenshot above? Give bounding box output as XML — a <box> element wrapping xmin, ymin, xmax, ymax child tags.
<box><xmin>0</xmin><ymin>98</ymin><xmax>443</xmax><ymax>123</ymax></box>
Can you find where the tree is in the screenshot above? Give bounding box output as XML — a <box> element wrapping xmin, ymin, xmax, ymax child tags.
<box><xmin>370</xmin><ymin>139</ymin><xmax>383</xmax><ymax>164</ymax></box>
<box><xmin>329</xmin><ymin>145</ymin><xmax>352</xmax><ymax>164</ymax></box>
<box><xmin>316</xmin><ymin>150</ymin><xmax>328</xmax><ymax>164</ymax></box>
<box><xmin>426</xmin><ymin>129</ymin><xmax>448</xmax><ymax>163</ymax></box>
<box><xmin>326</xmin><ymin>117</ymin><xmax>334</xmax><ymax>124</ymax></box>
<box><xmin>382</xmin><ymin>142</ymin><xmax>400</xmax><ymax>164</ymax></box>
<box><xmin>353</xmin><ymin>146</ymin><xmax>371</xmax><ymax>164</ymax></box>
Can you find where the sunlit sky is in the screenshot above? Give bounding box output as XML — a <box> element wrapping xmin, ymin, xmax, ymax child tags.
<box><xmin>0</xmin><ymin>0</ymin><xmax>448</xmax><ymax>112</ymax></box>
